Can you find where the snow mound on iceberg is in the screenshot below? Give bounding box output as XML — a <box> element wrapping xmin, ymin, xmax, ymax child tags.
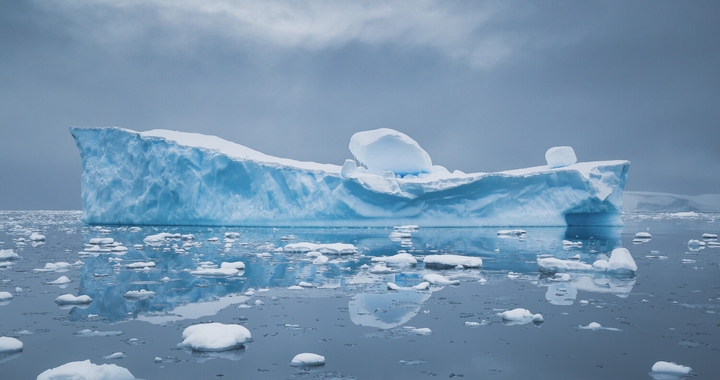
<box><xmin>71</xmin><ymin>127</ymin><xmax>629</xmax><ymax>227</ymax></box>
<box><xmin>349</xmin><ymin>128</ymin><xmax>432</xmax><ymax>175</ymax></box>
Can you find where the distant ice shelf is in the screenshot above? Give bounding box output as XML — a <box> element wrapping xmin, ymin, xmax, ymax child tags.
<box><xmin>70</xmin><ymin>127</ymin><xmax>630</xmax><ymax>227</ymax></box>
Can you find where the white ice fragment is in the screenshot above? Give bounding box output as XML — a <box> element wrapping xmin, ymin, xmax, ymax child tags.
<box><xmin>422</xmin><ymin>273</ymin><xmax>460</xmax><ymax>285</ymax></box>
<box><xmin>0</xmin><ymin>336</ymin><xmax>23</xmax><ymax>352</ymax></box>
<box><xmin>423</xmin><ymin>254</ymin><xmax>482</xmax><ymax>269</ymax></box>
<box><xmin>224</xmin><ymin>232</ymin><xmax>240</xmax><ymax>239</ymax></box>
<box><xmin>497</xmin><ymin>229</ymin><xmax>526</xmax><ymax>237</ymax></box>
<box><xmin>349</xmin><ymin>128</ymin><xmax>432</xmax><ymax>175</ymax></box>
<box><xmin>179</xmin><ymin>322</ymin><xmax>251</xmax><ymax>351</ymax></box>
<box><xmin>102</xmin><ymin>352</ymin><xmax>125</xmax><ymax>359</ymax></box>
<box><xmin>592</xmin><ymin>248</ymin><xmax>637</xmax><ymax>274</ymax></box>
<box><xmin>369</xmin><ymin>264</ymin><xmax>398</xmax><ymax>274</ymax></box>
<box><xmin>372</xmin><ymin>253</ymin><xmax>417</xmax><ymax>266</ymax></box>
<box><xmin>55</xmin><ymin>294</ymin><xmax>93</xmax><ymax>305</ymax></box>
<box><xmin>34</xmin><ymin>262</ymin><xmax>72</xmax><ymax>272</ymax></box>
<box><xmin>312</xmin><ymin>255</ymin><xmax>329</xmax><ymax>265</ymax></box>
<box><xmin>123</xmin><ymin>290</ymin><xmax>156</xmax><ymax>300</ymax></box>
<box><xmin>37</xmin><ymin>360</ymin><xmax>136</xmax><ymax>380</ymax></box>
<box><xmin>413</xmin><ymin>281</ymin><xmax>430</xmax><ymax>290</ymax></box>
<box><xmin>651</xmin><ymin>361</ymin><xmax>692</xmax><ymax>374</ymax></box>
<box><xmin>411</xmin><ymin>327</ymin><xmax>432</xmax><ymax>335</ymax></box>
<box><xmin>88</xmin><ymin>238</ymin><xmax>114</xmax><ymax>245</ymax></box>
<box><xmin>0</xmin><ymin>249</ymin><xmax>20</xmax><ymax>260</ymax></box>
<box><xmin>545</xmin><ymin>146</ymin><xmax>577</xmax><ymax>168</ymax></box>
<box><xmin>634</xmin><ymin>232</ymin><xmax>652</xmax><ymax>238</ymax></box>
<box><xmin>288</xmin><ymin>286</ymin><xmax>304</xmax><ymax>290</ymax></box>
<box><xmin>190</xmin><ymin>267</ymin><xmax>240</xmax><ymax>277</ymax></box>
<box><xmin>298</xmin><ymin>281</ymin><xmax>313</xmax><ymax>288</ymax></box>
<box><xmin>29</xmin><ymin>232</ymin><xmax>46</xmax><ymax>241</ymax></box>
<box><xmin>538</xmin><ymin>257</ymin><xmax>593</xmax><ymax>273</ymax></box>
<box><xmin>499</xmin><ymin>308</ymin><xmax>543</xmax><ymax>325</ymax></box>
<box><xmin>125</xmin><ymin>261</ymin><xmax>155</xmax><ymax>269</ymax></box>
<box><xmin>220</xmin><ymin>261</ymin><xmax>245</xmax><ymax>270</ymax></box>
<box><xmin>702</xmin><ymin>233</ymin><xmax>717</xmax><ymax>239</ymax></box>
<box><xmin>387</xmin><ymin>282</ymin><xmax>401</xmax><ymax>291</ymax></box>
<box><xmin>284</xmin><ymin>242</ymin><xmax>357</xmax><ymax>255</ymax></box>
<box><xmin>0</xmin><ymin>292</ymin><xmax>13</xmax><ymax>302</ymax></box>
<box><xmin>687</xmin><ymin>239</ymin><xmax>706</xmax><ymax>251</ymax></box>
<box><xmin>290</xmin><ymin>353</ymin><xmax>325</xmax><ymax>367</ymax></box>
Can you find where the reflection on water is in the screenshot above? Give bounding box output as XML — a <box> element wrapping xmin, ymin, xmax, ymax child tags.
<box><xmin>52</xmin><ymin>221</ymin><xmax>628</xmax><ymax>324</ymax></box>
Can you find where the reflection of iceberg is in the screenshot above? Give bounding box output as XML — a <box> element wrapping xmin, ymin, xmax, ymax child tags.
<box><xmin>348</xmin><ymin>289</ymin><xmax>431</xmax><ymax>329</ymax></box>
<box><xmin>540</xmin><ymin>273</ymin><xmax>636</xmax><ymax>305</ymax></box>
<box><xmin>71</xmin><ymin>127</ymin><xmax>629</xmax><ymax>227</ymax></box>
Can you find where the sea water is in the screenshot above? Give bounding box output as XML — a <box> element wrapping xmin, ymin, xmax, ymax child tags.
<box><xmin>0</xmin><ymin>211</ymin><xmax>717</xmax><ymax>379</ymax></box>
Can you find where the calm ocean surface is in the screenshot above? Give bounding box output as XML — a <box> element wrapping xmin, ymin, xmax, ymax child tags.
<box><xmin>0</xmin><ymin>211</ymin><xmax>717</xmax><ymax>379</ymax></box>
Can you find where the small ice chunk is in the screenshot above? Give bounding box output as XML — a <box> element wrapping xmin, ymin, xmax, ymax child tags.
<box><xmin>125</xmin><ymin>261</ymin><xmax>155</xmax><ymax>269</ymax></box>
<box><xmin>497</xmin><ymin>229</ymin><xmax>526</xmax><ymax>237</ymax></box>
<box><xmin>290</xmin><ymin>353</ymin><xmax>325</xmax><ymax>367</ymax></box>
<box><xmin>411</xmin><ymin>327</ymin><xmax>432</xmax><ymax>335</ymax></box>
<box><xmin>37</xmin><ymin>360</ymin><xmax>135</xmax><ymax>380</ymax></box>
<box><xmin>701</xmin><ymin>233</ymin><xmax>717</xmax><ymax>239</ymax></box>
<box><xmin>423</xmin><ymin>254</ymin><xmax>482</xmax><ymax>269</ymax></box>
<box><xmin>499</xmin><ymin>308</ymin><xmax>543</xmax><ymax>324</ymax></box>
<box><xmin>413</xmin><ymin>281</ymin><xmax>430</xmax><ymax>290</ymax></box>
<box><xmin>371</xmin><ymin>253</ymin><xmax>417</xmax><ymax>266</ymax></box>
<box><xmin>592</xmin><ymin>248</ymin><xmax>637</xmax><ymax>274</ymax></box>
<box><xmin>545</xmin><ymin>146</ymin><xmax>577</xmax><ymax>168</ymax></box>
<box><xmin>29</xmin><ymin>232</ymin><xmax>46</xmax><ymax>241</ymax></box>
<box><xmin>55</xmin><ymin>294</ymin><xmax>93</xmax><ymax>305</ymax></box>
<box><xmin>298</xmin><ymin>281</ymin><xmax>313</xmax><ymax>288</ymax></box>
<box><xmin>651</xmin><ymin>361</ymin><xmax>692</xmax><ymax>374</ymax></box>
<box><xmin>369</xmin><ymin>264</ymin><xmax>398</xmax><ymax>274</ymax></box>
<box><xmin>465</xmin><ymin>321</ymin><xmax>482</xmax><ymax>327</ymax></box>
<box><xmin>224</xmin><ymin>232</ymin><xmax>240</xmax><ymax>239</ymax></box>
<box><xmin>312</xmin><ymin>255</ymin><xmax>329</xmax><ymax>265</ymax></box>
<box><xmin>190</xmin><ymin>267</ymin><xmax>240</xmax><ymax>277</ymax></box>
<box><xmin>47</xmin><ymin>276</ymin><xmax>72</xmax><ymax>285</ymax></box>
<box><xmin>123</xmin><ymin>290</ymin><xmax>156</xmax><ymax>300</ymax></box>
<box><xmin>0</xmin><ymin>292</ymin><xmax>13</xmax><ymax>302</ymax></box>
<box><xmin>422</xmin><ymin>273</ymin><xmax>460</xmax><ymax>285</ymax></box>
<box><xmin>0</xmin><ymin>249</ymin><xmax>20</xmax><ymax>260</ymax></box>
<box><xmin>35</xmin><ymin>262</ymin><xmax>72</xmax><ymax>272</ymax></box>
<box><xmin>687</xmin><ymin>239</ymin><xmax>706</xmax><ymax>251</ymax></box>
<box><xmin>288</xmin><ymin>285</ymin><xmax>304</xmax><ymax>290</ymax></box>
<box><xmin>387</xmin><ymin>282</ymin><xmax>401</xmax><ymax>291</ymax></box>
<box><xmin>89</xmin><ymin>237</ymin><xmax>114</xmax><ymax>245</ymax></box>
<box><xmin>0</xmin><ymin>336</ymin><xmax>23</xmax><ymax>352</ymax></box>
<box><xmin>220</xmin><ymin>261</ymin><xmax>245</xmax><ymax>270</ymax></box>
<box><xmin>102</xmin><ymin>352</ymin><xmax>125</xmax><ymax>359</ymax></box>
<box><xmin>179</xmin><ymin>322</ymin><xmax>251</xmax><ymax>351</ymax></box>
<box><xmin>538</xmin><ymin>257</ymin><xmax>593</xmax><ymax>272</ymax></box>
<box><xmin>634</xmin><ymin>232</ymin><xmax>652</xmax><ymax>238</ymax></box>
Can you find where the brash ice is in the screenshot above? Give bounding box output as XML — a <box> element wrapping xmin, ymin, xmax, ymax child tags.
<box><xmin>70</xmin><ymin>127</ymin><xmax>629</xmax><ymax>226</ymax></box>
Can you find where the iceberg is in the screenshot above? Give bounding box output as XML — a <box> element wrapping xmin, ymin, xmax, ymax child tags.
<box><xmin>70</xmin><ymin>127</ymin><xmax>629</xmax><ymax>227</ymax></box>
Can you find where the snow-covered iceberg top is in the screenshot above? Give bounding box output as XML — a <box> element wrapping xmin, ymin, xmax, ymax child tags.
<box><xmin>70</xmin><ymin>127</ymin><xmax>629</xmax><ymax>227</ymax></box>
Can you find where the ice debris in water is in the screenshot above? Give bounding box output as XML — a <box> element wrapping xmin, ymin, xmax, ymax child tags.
<box><xmin>34</xmin><ymin>262</ymin><xmax>72</xmax><ymax>272</ymax></box>
<box><xmin>423</xmin><ymin>254</ymin><xmax>482</xmax><ymax>269</ymax></box>
<box><xmin>0</xmin><ymin>292</ymin><xmax>13</xmax><ymax>302</ymax></box>
<box><xmin>55</xmin><ymin>294</ymin><xmax>93</xmax><ymax>305</ymax></box>
<box><xmin>123</xmin><ymin>290</ymin><xmax>156</xmax><ymax>300</ymax></box>
<box><xmin>36</xmin><ymin>360</ymin><xmax>135</xmax><ymax>380</ymax></box>
<box><xmin>0</xmin><ymin>249</ymin><xmax>19</xmax><ymax>260</ymax></box>
<box><xmin>290</xmin><ymin>353</ymin><xmax>325</xmax><ymax>367</ymax></box>
<box><xmin>701</xmin><ymin>233</ymin><xmax>717</xmax><ymax>239</ymax></box>
<box><xmin>635</xmin><ymin>231</ymin><xmax>652</xmax><ymax>238</ymax></box>
<box><xmin>498</xmin><ymin>308</ymin><xmax>544</xmax><ymax>324</ymax></box>
<box><xmin>47</xmin><ymin>276</ymin><xmax>72</xmax><ymax>285</ymax></box>
<box><xmin>371</xmin><ymin>253</ymin><xmax>417</xmax><ymax>266</ymax></box>
<box><xmin>651</xmin><ymin>361</ymin><xmax>692</xmax><ymax>375</ymax></box>
<box><xmin>349</xmin><ymin>128</ymin><xmax>432</xmax><ymax>176</ymax></box>
<box><xmin>0</xmin><ymin>337</ymin><xmax>23</xmax><ymax>353</ymax></box>
<box><xmin>29</xmin><ymin>232</ymin><xmax>46</xmax><ymax>241</ymax></box>
<box><xmin>578</xmin><ymin>322</ymin><xmax>620</xmax><ymax>331</ymax></box>
<box><xmin>74</xmin><ymin>330</ymin><xmax>124</xmax><ymax>337</ymax></box>
<box><xmin>497</xmin><ymin>229</ymin><xmax>526</xmax><ymax>237</ymax></box>
<box><xmin>125</xmin><ymin>261</ymin><xmax>155</xmax><ymax>269</ymax></box>
<box><xmin>179</xmin><ymin>322</ymin><xmax>251</xmax><ymax>351</ymax></box>
<box><xmin>102</xmin><ymin>352</ymin><xmax>125</xmax><ymax>360</ymax></box>
<box><xmin>538</xmin><ymin>248</ymin><xmax>637</xmax><ymax>275</ymax></box>
<box><xmin>687</xmin><ymin>239</ymin><xmax>705</xmax><ymax>251</ymax></box>
<box><xmin>422</xmin><ymin>273</ymin><xmax>460</xmax><ymax>285</ymax></box>
<box><xmin>283</xmin><ymin>242</ymin><xmax>358</xmax><ymax>255</ymax></box>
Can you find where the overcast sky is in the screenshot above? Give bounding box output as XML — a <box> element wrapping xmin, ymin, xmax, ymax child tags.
<box><xmin>1</xmin><ymin>0</ymin><xmax>718</xmax><ymax>210</ymax></box>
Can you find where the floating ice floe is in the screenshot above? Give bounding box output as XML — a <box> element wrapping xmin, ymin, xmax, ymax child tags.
<box><xmin>102</xmin><ymin>352</ymin><xmax>125</xmax><ymax>360</ymax></box>
<box><xmin>55</xmin><ymin>294</ymin><xmax>93</xmax><ymax>305</ymax></box>
<box><xmin>179</xmin><ymin>322</ymin><xmax>251</xmax><ymax>351</ymax></box>
<box><xmin>313</xmin><ymin>255</ymin><xmax>329</xmax><ymax>265</ymax></box>
<box><xmin>538</xmin><ymin>248</ymin><xmax>637</xmax><ymax>275</ymax></box>
<box><xmin>465</xmin><ymin>320</ymin><xmax>489</xmax><ymax>327</ymax></box>
<box><xmin>29</xmin><ymin>232</ymin><xmax>46</xmax><ymax>241</ymax></box>
<box><xmin>123</xmin><ymin>290</ymin><xmax>156</xmax><ymax>300</ymax></box>
<box><xmin>369</xmin><ymin>264</ymin><xmax>398</xmax><ymax>274</ymax></box>
<box><xmin>0</xmin><ymin>249</ymin><xmax>19</xmax><ymax>260</ymax></box>
<box><xmin>562</xmin><ymin>240</ymin><xmax>583</xmax><ymax>249</ymax></box>
<box><xmin>498</xmin><ymin>308</ymin><xmax>544</xmax><ymax>325</ymax></box>
<box><xmin>125</xmin><ymin>261</ymin><xmax>155</xmax><ymax>269</ymax></box>
<box><xmin>34</xmin><ymin>262</ymin><xmax>72</xmax><ymax>272</ymax></box>
<box><xmin>47</xmin><ymin>276</ymin><xmax>72</xmax><ymax>285</ymax></box>
<box><xmin>88</xmin><ymin>237</ymin><xmax>114</xmax><ymax>245</ymax></box>
<box><xmin>497</xmin><ymin>229</ymin><xmax>526</xmax><ymax>237</ymax></box>
<box><xmin>0</xmin><ymin>292</ymin><xmax>13</xmax><ymax>302</ymax></box>
<box><xmin>578</xmin><ymin>322</ymin><xmax>620</xmax><ymax>331</ymax></box>
<box><xmin>283</xmin><ymin>242</ymin><xmax>358</xmax><ymax>255</ymax></box>
<box><xmin>422</xmin><ymin>273</ymin><xmax>460</xmax><ymax>285</ymax></box>
<box><xmin>545</xmin><ymin>146</ymin><xmax>577</xmax><ymax>168</ymax></box>
<box><xmin>190</xmin><ymin>262</ymin><xmax>244</xmax><ymax>277</ymax></box>
<box><xmin>423</xmin><ymin>254</ymin><xmax>482</xmax><ymax>269</ymax></box>
<box><xmin>74</xmin><ymin>329</ymin><xmax>124</xmax><ymax>337</ymax></box>
<box><xmin>36</xmin><ymin>360</ymin><xmax>135</xmax><ymax>380</ymax></box>
<box><xmin>701</xmin><ymin>233</ymin><xmax>717</xmax><ymax>240</ymax></box>
<box><xmin>290</xmin><ymin>353</ymin><xmax>325</xmax><ymax>367</ymax></box>
<box><xmin>635</xmin><ymin>231</ymin><xmax>652</xmax><ymax>239</ymax></box>
<box><xmin>0</xmin><ymin>337</ymin><xmax>23</xmax><ymax>353</ymax></box>
<box><xmin>651</xmin><ymin>361</ymin><xmax>692</xmax><ymax>375</ymax></box>
<box><xmin>687</xmin><ymin>239</ymin><xmax>705</xmax><ymax>251</ymax></box>
<box><xmin>371</xmin><ymin>252</ymin><xmax>417</xmax><ymax>266</ymax></box>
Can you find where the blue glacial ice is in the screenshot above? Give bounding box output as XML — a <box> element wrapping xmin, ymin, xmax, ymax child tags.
<box><xmin>70</xmin><ymin>127</ymin><xmax>630</xmax><ymax>226</ymax></box>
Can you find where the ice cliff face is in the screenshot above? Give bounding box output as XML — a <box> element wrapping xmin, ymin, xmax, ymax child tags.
<box><xmin>70</xmin><ymin>127</ymin><xmax>630</xmax><ymax>227</ymax></box>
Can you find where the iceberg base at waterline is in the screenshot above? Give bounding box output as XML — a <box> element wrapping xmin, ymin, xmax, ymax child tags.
<box><xmin>71</xmin><ymin>127</ymin><xmax>629</xmax><ymax>227</ymax></box>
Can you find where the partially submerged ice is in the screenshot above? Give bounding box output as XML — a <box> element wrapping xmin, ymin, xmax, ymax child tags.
<box><xmin>71</xmin><ymin>127</ymin><xmax>629</xmax><ymax>227</ymax></box>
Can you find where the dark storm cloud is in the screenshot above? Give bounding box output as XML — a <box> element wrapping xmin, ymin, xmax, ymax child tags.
<box><xmin>1</xmin><ymin>0</ymin><xmax>718</xmax><ymax>210</ymax></box>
